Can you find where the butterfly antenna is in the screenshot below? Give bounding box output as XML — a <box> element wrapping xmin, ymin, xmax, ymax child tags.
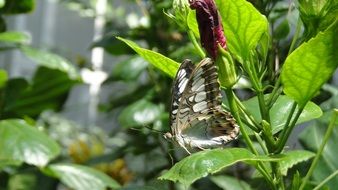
<box><xmin>130</xmin><ymin>124</ymin><xmax>166</xmax><ymax>135</ymax></box>
<box><xmin>167</xmin><ymin>151</ymin><xmax>174</xmax><ymax>166</ymax></box>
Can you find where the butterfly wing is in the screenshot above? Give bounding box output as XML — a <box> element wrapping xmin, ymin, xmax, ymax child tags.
<box><xmin>175</xmin><ymin>58</ymin><xmax>239</xmax><ymax>148</ymax></box>
<box><xmin>183</xmin><ymin>110</ymin><xmax>239</xmax><ymax>148</ymax></box>
<box><xmin>169</xmin><ymin>59</ymin><xmax>195</xmax><ymax>135</ymax></box>
<box><xmin>175</xmin><ymin>58</ymin><xmax>222</xmax><ymax>132</ymax></box>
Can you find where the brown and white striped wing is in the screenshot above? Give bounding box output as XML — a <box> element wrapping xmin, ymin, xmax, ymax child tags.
<box><xmin>175</xmin><ymin>58</ymin><xmax>239</xmax><ymax>146</ymax></box>
<box><xmin>182</xmin><ymin>110</ymin><xmax>239</xmax><ymax>147</ymax></box>
<box><xmin>175</xmin><ymin>58</ymin><xmax>223</xmax><ymax>132</ymax></box>
<box><xmin>169</xmin><ymin>59</ymin><xmax>195</xmax><ymax>135</ymax></box>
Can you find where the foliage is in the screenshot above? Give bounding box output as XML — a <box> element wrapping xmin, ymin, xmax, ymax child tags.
<box><xmin>0</xmin><ymin>1</ymin><xmax>120</xmax><ymax>189</ymax></box>
<box><xmin>0</xmin><ymin>0</ymin><xmax>337</xmax><ymax>190</ymax></box>
<box><xmin>114</xmin><ymin>0</ymin><xmax>338</xmax><ymax>189</ymax></box>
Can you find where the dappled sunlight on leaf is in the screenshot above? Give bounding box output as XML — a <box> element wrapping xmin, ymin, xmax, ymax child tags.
<box><xmin>0</xmin><ymin>119</ymin><xmax>60</xmax><ymax>167</ymax></box>
<box><xmin>159</xmin><ymin>148</ymin><xmax>278</xmax><ymax>186</ymax></box>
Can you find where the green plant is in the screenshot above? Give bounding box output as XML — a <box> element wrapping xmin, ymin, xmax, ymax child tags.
<box><xmin>1</xmin><ymin>0</ymin><xmax>337</xmax><ymax>189</ymax></box>
<box><xmin>115</xmin><ymin>0</ymin><xmax>338</xmax><ymax>189</ymax></box>
<box><xmin>0</xmin><ymin>1</ymin><xmax>120</xmax><ymax>189</ymax></box>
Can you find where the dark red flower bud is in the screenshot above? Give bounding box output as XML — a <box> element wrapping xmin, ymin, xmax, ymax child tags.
<box><xmin>189</xmin><ymin>0</ymin><xmax>226</xmax><ymax>59</ymax></box>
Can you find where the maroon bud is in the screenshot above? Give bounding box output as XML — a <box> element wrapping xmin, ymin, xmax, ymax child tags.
<box><xmin>189</xmin><ymin>0</ymin><xmax>226</xmax><ymax>59</ymax></box>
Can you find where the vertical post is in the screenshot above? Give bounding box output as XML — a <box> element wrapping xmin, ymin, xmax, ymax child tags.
<box><xmin>88</xmin><ymin>0</ymin><xmax>107</xmax><ymax>125</ymax></box>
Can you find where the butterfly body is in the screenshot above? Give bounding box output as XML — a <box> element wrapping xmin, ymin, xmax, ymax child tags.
<box><xmin>166</xmin><ymin>58</ymin><xmax>239</xmax><ymax>153</ymax></box>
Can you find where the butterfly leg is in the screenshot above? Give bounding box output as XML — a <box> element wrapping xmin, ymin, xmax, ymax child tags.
<box><xmin>183</xmin><ymin>146</ymin><xmax>192</xmax><ymax>155</ymax></box>
<box><xmin>178</xmin><ymin>139</ymin><xmax>192</xmax><ymax>155</ymax></box>
<box><xmin>188</xmin><ymin>140</ymin><xmax>206</xmax><ymax>151</ymax></box>
<box><xmin>196</xmin><ymin>145</ymin><xmax>206</xmax><ymax>151</ymax></box>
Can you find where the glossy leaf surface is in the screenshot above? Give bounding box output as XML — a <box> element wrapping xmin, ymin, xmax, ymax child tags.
<box><xmin>47</xmin><ymin>163</ymin><xmax>120</xmax><ymax>190</ymax></box>
<box><xmin>0</xmin><ymin>119</ymin><xmax>60</xmax><ymax>167</ymax></box>
<box><xmin>117</xmin><ymin>37</ymin><xmax>179</xmax><ymax>78</ymax></box>
<box><xmin>159</xmin><ymin>148</ymin><xmax>277</xmax><ymax>186</ymax></box>
<box><xmin>215</xmin><ymin>0</ymin><xmax>268</xmax><ymax>62</ymax></box>
<box><xmin>282</xmin><ymin>23</ymin><xmax>338</xmax><ymax>107</ymax></box>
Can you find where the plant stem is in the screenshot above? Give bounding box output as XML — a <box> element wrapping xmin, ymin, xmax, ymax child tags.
<box><xmin>187</xmin><ymin>30</ymin><xmax>205</xmax><ymax>58</ymax></box>
<box><xmin>267</xmin><ymin>76</ymin><xmax>282</xmax><ymax>108</ymax></box>
<box><xmin>234</xmin><ymin>95</ymin><xmax>261</xmax><ymax>131</ymax></box>
<box><xmin>287</xmin><ymin>18</ymin><xmax>302</xmax><ymax>55</ymax></box>
<box><xmin>225</xmin><ymin>88</ymin><xmax>277</xmax><ymax>189</ymax></box>
<box><xmin>225</xmin><ymin>88</ymin><xmax>257</xmax><ymax>154</ymax></box>
<box><xmin>271</xmin><ymin>162</ymin><xmax>285</xmax><ymax>190</ymax></box>
<box><xmin>313</xmin><ymin>170</ymin><xmax>338</xmax><ymax>190</ymax></box>
<box><xmin>221</xmin><ymin>103</ymin><xmax>258</xmax><ymax>132</ymax></box>
<box><xmin>261</xmin><ymin>121</ymin><xmax>277</xmax><ymax>151</ymax></box>
<box><xmin>246</xmin><ymin>56</ymin><xmax>270</xmax><ymax>123</ymax></box>
<box><xmin>257</xmin><ymin>90</ymin><xmax>270</xmax><ymax>123</ymax></box>
<box><xmin>257</xmin><ymin>163</ymin><xmax>277</xmax><ymax>190</ymax></box>
<box><xmin>254</xmin><ymin>133</ymin><xmax>269</xmax><ymax>154</ymax></box>
<box><xmin>275</xmin><ymin>102</ymin><xmax>299</xmax><ymax>153</ymax></box>
<box><xmin>300</xmin><ymin>109</ymin><xmax>338</xmax><ymax>190</ymax></box>
<box><xmin>279</xmin><ymin>102</ymin><xmax>297</xmax><ymax>139</ymax></box>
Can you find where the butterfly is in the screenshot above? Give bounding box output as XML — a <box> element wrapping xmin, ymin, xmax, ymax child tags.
<box><xmin>164</xmin><ymin>58</ymin><xmax>239</xmax><ymax>154</ymax></box>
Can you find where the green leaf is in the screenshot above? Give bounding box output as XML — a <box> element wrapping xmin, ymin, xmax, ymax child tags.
<box><xmin>0</xmin><ymin>31</ymin><xmax>30</xmax><ymax>44</ymax></box>
<box><xmin>2</xmin><ymin>67</ymin><xmax>78</xmax><ymax>118</ymax></box>
<box><xmin>20</xmin><ymin>46</ymin><xmax>80</xmax><ymax>80</ymax></box>
<box><xmin>215</xmin><ymin>0</ymin><xmax>268</xmax><ymax>62</ymax></box>
<box><xmin>119</xmin><ymin>183</ymin><xmax>165</xmax><ymax>190</ymax></box>
<box><xmin>119</xmin><ymin>186</ymin><xmax>158</xmax><ymax>190</ymax></box>
<box><xmin>291</xmin><ymin>172</ymin><xmax>301</xmax><ymax>190</ymax></box>
<box><xmin>243</xmin><ymin>95</ymin><xmax>322</xmax><ymax>134</ymax></box>
<box><xmin>299</xmin><ymin>110</ymin><xmax>338</xmax><ymax>189</ymax></box>
<box><xmin>0</xmin><ymin>0</ymin><xmax>4</xmax><ymax>8</ymax></box>
<box><xmin>0</xmin><ymin>119</ymin><xmax>60</xmax><ymax>167</ymax></box>
<box><xmin>187</xmin><ymin>10</ymin><xmax>199</xmax><ymax>38</ymax></box>
<box><xmin>0</xmin><ymin>0</ymin><xmax>35</xmax><ymax>14</ymax></box>
<box><xmin>279</xmin><ymin>150</ymin><xmax>315</xmax><ymax>176</ymax></box>
<box><xmin>159</xmin><ymin>148</ymin><xmax>277</xmax><ymax>186</ymax></box>
<box><xmin>117</xmin><ymin>37</ymin><xmax>179</xmax><ymax>78</ymax></box>
<box><xmin>118</xmin><ymin>99</ymin><xmax>164</xmax><ymax>128</ymax></box>
<box><xmin>257</xmin><ymin>30</ymin><xmax>270</xmax><ymax>62</ymax></box>
<box><xmin>210</xmin><ymin>175</ymin><xmax>252</xmax><ymax>190</ymax></box>
<box><xmin>110</xmin><ymin>56</ymin><xmax>148</xmax><ymax>81</ymax></box>
<box><xmin>298</xmin><ymin>0</ymin><xmax>338</xmax><ymax>39</ymax></box>
<box><xmin>0</xmin><ymin>69</ymin><xmax>7</xmax><ymax>88</ymax></box>
<box><xmin>0</xmin><ymin>159</ymin><xmax>21</xmax><ymax>169</ymax></box>
<box><xmin>46</xmin><ymin>163</ymin><xmax>120</xmax><ymax>190</ymax></box>
<box><xmin>281</xmin><ymin>23</ymin><xmax>338</xmax><ymax>107</ymax></box>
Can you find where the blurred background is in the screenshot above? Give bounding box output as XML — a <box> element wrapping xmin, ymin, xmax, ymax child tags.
<box><xmin>1</xmin><ymin>0</ymin><xmax>193</xmax><ymax>189</ymax></box>
<box><xmin>1</xmin><ymin>0</ymin><xmax>337</xmax><ymax>189</ymax></box>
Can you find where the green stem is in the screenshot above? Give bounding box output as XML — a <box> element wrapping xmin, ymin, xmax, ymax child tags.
<box><xmin>313</xmin><ymin>170</ymin><xmax>338</xmax><ymax>190</ymax></box>
<box><xmin>287</xmin><ymin>18</ymin><xmax>302</xmax><ymax>56</ymax></box>
<box><xmin>226</xmin><ymin>88</ymin><xmax>277</xmax><ymax>189</ymax></box>
<box><xmin>267</xmin><ymin>76</ymin><xmax>282</xmax><ymax>108</ymax></box>
<box><xmin>221</xmin><ymin>103</ymin><xmax>258</xmax><ymax>132</ymax></box>
<box><xmin>281</xmin><ymin>102</ymin><xmax>297</xmax><ymax>138</ymax></box>
<box><xmin>257</xmin><ymin>90</ymin><xmax>270</xmax><ymax>122</ymax></box>
<box><xmin>271</xmin><ymin>162</ymin><xmax>285</xmax><ymax>190</ymax></box>
<box><xmin>257</xmin><ymin>163</ymin><xmax>276</xmax><ymax>189</ymax></box>
<box><xmin>275</xmin><ymin>102</ymin><xmax>298</xmax><ymax>153</ymax></box>
<box><xmin>225</xmin><ymin>88</ymin><xmax>257</xmax><ymax>154</ymax></box>
<box><xmin>300</xmin><ymin>109</ymin><xmax>338</xmax><ymax>190</ymax></box>
<box><xmin>267</xmin><ymin>16</ymin><xmax>301</xmax><ymax>113</ymax></box>
<box><xmin>261</xmin><ymin>121</ymin><xmax>277</xmax><ymax>151</ymax></box>
<box><xmin>254</xmin><ymin>132</ymin><xmax>269</xmax><ymax>154</ymax></box>
<box><xmin>187</xmin><ymin>30</ymin><xmax>205</xmax><ymax>58</ymax></box>
<box><xmin>234</xmin><ymin>95</ymin><xmax>261</xmax><ymax>131</ymax></box>
<box><xmin>246</xmin><ymin>56</ymin><xmax>270</xmax><ymax>123</ymax></box>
